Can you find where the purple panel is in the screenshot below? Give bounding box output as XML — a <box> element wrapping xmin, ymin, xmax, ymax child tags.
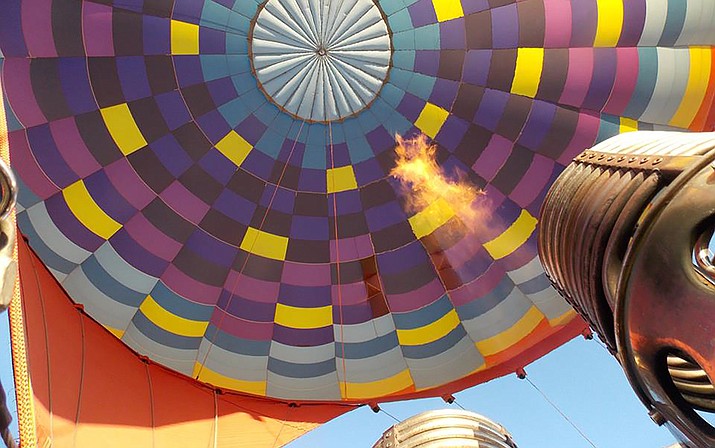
<box><xmin>236</xmin><ymin>115</ymin><xmax>267</xmax><ymax>145</ymax></box>
<box><xmin>219</xmin><ymin>294</ymin><xmax>276</xmax><ymax>322</ymax></box>
<box><xmin>50</xmin><ymin>118</ymin><xmax>102</xmax><ymax>179</ymax></box>
<box><xmin>174</xmin><ymin>55</ymin><xmax>204</xmax><ymax>87</ymax></box>
<box><xmin>386</xmin><ymin>277</ymin><xmax>444</xmax><ymax>312</ymax></box>
<box><xmin>207</xmin><ymin>77</ymin><xmax>238</xmax><ymax>107</ymax></box>
<box><xmin>83</xmin><ymin>2</ymin><xmax>114</xmax><ymax>57</ymax></box>
<box><xmin>619</xmin><ymin>0</ymin><xmax>646</xmax><ymax>46</ymax></box>
<box><xmin>155</xmin><ymin>91</ymin><xmax>192</xmax><ymax>130</ymax></box>
<box><xmin>333</xmin><ymin>303</ymin><xmax>373</xmax><ymax>325</ymax></box>
<box><xmin>84</xmin><ymin>169</ymin><xmax>137</xmax><ymax>222</ymax></box>
<box><xmin>196</xmin><ymin>109</ymin><xmax>231</xmax><ymax>142</ymax></box>
<box><xmin>517</xmin><ymin>101</ymin><xmax>556</xmax><ymax>151</ymax></box>
<box><xmin>4</xmin><ymin>59</ymin><xmax>47</xmax><ymax>127</ymax></box>
<box><xmin>45</xmin><ymin>194</ymin><xmax>104</xmax><ymax>251</ymax></box>
<box><xmin>278</xmin><ymin>139</ymin><xmax>305</xmax><ymax>163</ymax></box>
<box><xmin>259</xmin><ymin>184</ymin><xmax>294</xmax><ymax>213</ymax></box>
<box><xmin>280</xmin><ymin>284</ymin><xmax>331</xmax><ymax>307</ymax></box>
<box><xmin>365</xmin><ymin>126</ymin><xmax>394</xmax><ymax>155</ymax></box>
<box><xmin>59</xmin><ymin>58</ymin><xmax>97</xmax><ymax>115</ymax></box>
<box><xmin>570</xmin><ymin>0</ymin><xmax>597</xmax><ymax>47</ymax></box>
<box><xmin>200</xmin><ymin>28</ymin><xmax>227</xmax><ymax>54</ymax></box>
<box><xmin>151</xmin><ymin>134</ymin><xmax>193</xmax><ymax>177</ymax></box>
<box><xmin>462</xmin><ymin>49</ymin><xmax>491</xmax><ymax>86</ymax></box>
<box><xmin>143</xmin><ymin>16</ymin><xmax>171</xmax><ymax>55</ymax></box>
<box><xmin>429</xmin><ymin>78</ymin><xmax>459</xmax><ymax>109</ymax></box>
<box><xmin>377</xmin><ymin>241</ymin><xmax>430</xmax><ymax>275</ymax></box>
<box><xmin>162</xmin><ymin>263</ymin><xmax>221</xmax><ymax>305</ymax></box>
<box><xmin>117</xmin><ymin>56</ymin><xmax>152</xmax><ymax>102</ymax></box>
<box><xmin>160</xmin><ymin>180</ymin><xmax>210</xmax><ymax>225</ymax></box>
<box><xmin>272</xmin><ymin>325</ymin><xmax>334</xmax><ymax>346</ymax></box>
<box><xmin>21</xmin><ymin>0</ymin><xmax>56</xmax><ymax>57</ymax></box>
<box><xmin>328</xmin><ymin>142</ymin><xmax>351</xmax><ymax>167</ymax></box>
<box><xmin>462</xmin><ymin>0</ymin><xmax>489</xmax><ymax>15</ymax></box>
<box><xmin>582</xmin><ymin>48</ymin><xmax>617</xmax><ymax>112</ymax></box>
<box><xmin>330</xmin><ymin>235</ymin><xmax>373</xmax><ymax>262</ymax></box>
<box><xmin>224</xmin><ymin>270</ymin><xmax>281</xmax><ymax>304</ymax></box>
<box><xmin>211</xmin><ymin>312</ymin><xmax>274</xmax><ymax>340</ymax></box>
<box><xmin>450</xmin><ymin>262</ymin><xmax>502</xmax><ymax>307</ymax></box>
<box><xmin>490</xmin><ymin>4</ymin><xmax>518</xmax><ymax>49</ymax></box>
<box><xmin>331</xmin><ymin>282</ymin><xmax>367</xmax><ymax>306</ymax></box>
<box><xmin>110</xmin><ymin>228</ymin><xmax>169</xmax><ymax>277</ymax></box>
<box><xmin>414</xmin><ymin>50</ymin><xmax>439</xmax><ymax>76</ymax></box>
<box><xmin>330</xmin><ymin>190</ymin><xmax>362</xmax><ymax>215</ymax></box>
<box><xmin>472</xmin><ymin>134</ymin><xmax>511</xmax><ymax>181</ymax></box>
<box><xmin>241</xmin><ymin>149</ymin><xmax>274</xmax><ymax>180</ymax></box>
<box><xmin>104</xmin><ymin>158</ymin><xmax>156</xmax><ymax>210</ymax></box>
<box><xmin>290</xmin><ymin>215</ymin><xmax>329</xmax><ymax>240</ymax></box>
<box><xmin>124</xmin><ymin>213</ymin><xmax>182</xmax><ymax>261</ymax></box>
<box><xmin>365</xmin><ymin>201</ymin><xmax>408</xmax><ymax>232</ymax></box>
<box><xmin>27</xmin><ymin>125</ymin><xmax>77</xmax><ymax>188</ymax></box>
<box><xmin>436</xmin><ymin>115</ymin><xmax>469</xmax><ymax>151</ymax></box>
<box><xmin>408</xmin><ymin>0</ymin><xmax>437</xmax><ymax>28</ymax></box>
<box><xmin>186</xmin><ymin>229</ymin><xmax>237</xmax><ymax>267</ymax></box>
<box><xmin>172</xmin><ymin>0</ymin><xmax>204</xmax><ymax>24</ymax></box>
<box><xmin>474</xmin><ymin>88</ymin><xmax>508</xmax><ymax>131</ymax></box>
<box><xmin>199</xmin><ymin>150</ymin><xmax>235</xmax><ymax>185</ymax></box>
<box><xmin>281</xmin><ymin>262</ymin><xmax>332</xmax><ymax>287</ymax></box>
<box><xmin>559</xmin><ymin>111</ymin><xmax>600</xmax><ymax>165</ymax></box>
<box><xmin>440</xmin><ymin>18</ymin><xmax>466</xmax><ymax>49</ymax></box>
<box><xmin>298</xmin><ymin>168</ymin><xmax>326</xmax><ymax>193</ymax></box>
<box><xmin>509</xmin><ymin>154</ymin><xmax>554</xmax><ymax>208</ymax></box>
<box><xmin>353</xmin><ymin>157</ymin><xmax>384</xmax><ymax>185</ymax></box>
<box><xmin>0</xmin><ymin>0</ymin><xmax>27</xmax><ymax>56</ymax></box>
<box><xmin>213</xmin><ymin>190</ymin><xmax>256</xmax><ymax>225</ymax></box>
<box><xmin>452</xmin><ymin>248</ymin><xmax>492</xmax><ymax>286</ymax></box>
<box><xmin>396</xmin><ymin>93</ymin><xmax>424</xmax><ymax>122</ymax></box>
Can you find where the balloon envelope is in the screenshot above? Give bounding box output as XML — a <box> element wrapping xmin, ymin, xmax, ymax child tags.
<box><xmin>1</xmin><ymin>0</ymin><xmax>714</xmax><ymax>405</ymax></box>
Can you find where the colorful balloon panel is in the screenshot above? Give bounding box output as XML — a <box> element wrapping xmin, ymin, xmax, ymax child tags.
<box><xmin>1</xmin><ymin>0</ymin><xmax>714</xmax><ymax>403</ymax></box>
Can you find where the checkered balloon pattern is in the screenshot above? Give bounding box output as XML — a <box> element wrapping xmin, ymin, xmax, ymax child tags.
<box><xmin>1</xmin><ymin>0</ymin><xmax>714</xmax><ymax>402</ymax></box>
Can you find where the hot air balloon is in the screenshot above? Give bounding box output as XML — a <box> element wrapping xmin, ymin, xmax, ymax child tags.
<box><xmin>0</xmin><ymin>0</ymin><xmax>714</xmax><ymax>446</ymax></box>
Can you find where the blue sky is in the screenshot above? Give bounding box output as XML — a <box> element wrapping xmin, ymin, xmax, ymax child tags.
<box><xmin>1</xmin><ymin>312</ymin><xmax>675</xmax><ymax>447</ymax></box>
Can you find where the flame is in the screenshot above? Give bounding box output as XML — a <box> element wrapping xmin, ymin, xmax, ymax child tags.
<box><xmin>390</xmin><ymin>133</ymin><xmax>485</xmax><ymax>230</ymax></box>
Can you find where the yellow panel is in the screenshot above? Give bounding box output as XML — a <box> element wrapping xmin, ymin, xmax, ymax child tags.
<box><xmin>274</xmin><ymin>303</ymin><xmax>333</xmax><ymax>329</ymax></box>
<box><xmin>595</xmin><ymin>0</ymin><xmax>624</xmax><ymax>47</ymax></box>
<box><xmin>105</xmin><ymin>325</ymin><xmax>125</xmax><ymax>339</ymax></box>
<box><xmin>510</xmin><ymin>48</ymin><xmax>544</xmax><ymax>98</ymax></box>
<box><xmin>432</xmin><ymin>0</ymin><xmax>464</xmax><ymax>22</ymax></box>
<box><xmin>396</xmin><ymin>309</ymin><xmax>461</xmax><ymax>346</ymax></box>
<box><xmin>326</xmin><ymin>165</ymin><xmax>358</xmax><ymax>193</ymax></box>
<box><xmin>670</xmin><ymin>47</ymin><xmax>712</xmax><ymax>129</ymax></box>
<box><xmin>344</xmin><ymin>369</ymin><xmax>414</xmax><ymax>400</ymax></box>
<box><xmin>171</xmin><ymin>20</ymin><xmax>199</xmax><ymax>55</ymax></box>
<box><xmin>475</xmin><ymin>306</ymin><xmax>544</xmax><ymax>356</ymax></box>
<box><xmin>194</xmin><ymin>364</ymin><xmax>266</xmax><ymax>396</ymax></box>
<box><xmin>63</xmin><ymin>180</ymin><xmax>122</xmax><ymax>240</ymax></box>
<box><xmin>408</xmin><ymin>197</ymin><xmax>455</xmax><ymax>239</ymax></box>
<box><xmin>139</xmin><ymin>295</ymin><xmax>208</xmax><ymax>338</ymax></box>
<box><xmin>483</xmin><ymin>209</ymin><xmax>537</xmax><ymax>260</ymax></box>
<box><xmin>415</xmin><ymin>102</ymin><xmax>449</xmax><ymax>139</ymax></box>
<box><xmin>240</xmin><ymin>227</ymin><xmax>289</xmax><ymax>261</ymax></box>
<box><xmin>619</xmin><ymin>117</ymin><xmax>638</xmax><ymax>133</ymax></box>
<box><xmin>215</xmin><ymin>130</ymin><xmax>252</xmax><ymax>166</ymax></box>
<box><xmin>100</xmin><ymin>103</ymin><xmax>147</xmax><ymax>156</ymax></box>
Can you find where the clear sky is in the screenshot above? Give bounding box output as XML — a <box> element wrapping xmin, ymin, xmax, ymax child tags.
<box><xmin>0</xmin><ymin>311</ymin><xmax>676</xmax><ymax>448</ymax></box>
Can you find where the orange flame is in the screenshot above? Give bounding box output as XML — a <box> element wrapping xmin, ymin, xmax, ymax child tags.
<box><xmin>390</xmin><ymin>133</ymin><xmax>486</xmax><ymax>229</ymax></box>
